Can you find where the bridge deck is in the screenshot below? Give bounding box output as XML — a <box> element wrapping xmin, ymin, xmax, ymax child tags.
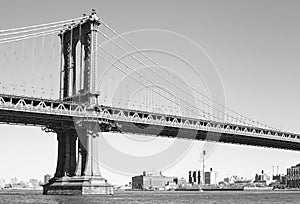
<box><xmin>0</xmin><ymin>94</ymin><xmax>299</xmax><ymax>151</ymax></box>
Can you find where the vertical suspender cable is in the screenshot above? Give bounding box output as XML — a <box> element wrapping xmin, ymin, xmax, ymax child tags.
<box><xmin>79</xmin><ymin>20</ymin><xmax>83</xmax><ymax>93</ymax></box>
<box><xmin>70</xmin><ymin>26</ymin><xmax>73</xmax><ymax>97</ymax></box>
<box><xmin>59</xmin><ymin>31</ymin><xmax>63</xmax><ymax>101</ymax></box>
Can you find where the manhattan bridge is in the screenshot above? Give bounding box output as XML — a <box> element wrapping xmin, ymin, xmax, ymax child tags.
<box><xmin>0</xmin><ymin>10</ymin><xmax>299</xmax><ymax>195</ymax></box>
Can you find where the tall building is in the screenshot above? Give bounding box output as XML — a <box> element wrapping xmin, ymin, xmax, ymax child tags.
<box><xmin>287</xmin><ymin>163</ymin><xmax>300</xmax><ymax>188</ymax></box>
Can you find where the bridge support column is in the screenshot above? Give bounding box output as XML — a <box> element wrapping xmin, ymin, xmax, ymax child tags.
<box><xmin>43</xmin><ymin>123</ymin><xmax>113</xmax><ymax>195</ymax></box>
<box><xmin>53</xmin><ymin>130</ymin><xmax>77</xmax><ymax>177</ymax></box>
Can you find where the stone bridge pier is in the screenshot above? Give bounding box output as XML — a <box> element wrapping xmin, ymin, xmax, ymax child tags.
<box><xmin>43</xmin><ymin>121</ymin><xmax>113</xmax><ymax>195</ymax></box>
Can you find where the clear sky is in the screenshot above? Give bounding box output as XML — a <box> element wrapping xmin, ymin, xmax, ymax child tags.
<box><xmin>0</xmin><ymin>0</ymin><xmax>300</xmax><ymax>185</ymax></box>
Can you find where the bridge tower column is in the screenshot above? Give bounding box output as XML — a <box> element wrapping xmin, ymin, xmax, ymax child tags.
<box><xmin>53</xmin><ymin>129</ymin><xmax>77</xmax><ymax>177</ymax></box>
<box><xmin>43</xmin><ymin>10</ymin><xmax>113</xmax><ymax>195</ymax></box>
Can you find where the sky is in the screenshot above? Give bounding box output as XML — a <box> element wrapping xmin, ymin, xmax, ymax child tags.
<box><xmin>0</xmin><ymin>0</ymin><xmax>300</xmax><ymax>185</ymax></box>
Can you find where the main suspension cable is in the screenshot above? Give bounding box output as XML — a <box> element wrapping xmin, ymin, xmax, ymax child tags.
<box><xmin>0</xmin><ymin>30</ymin><xmax>59</xmax><ymax>45</ymax></box>
<box><xmin>0</xmin><ymin>16</ymin><xmax>86</xmax><ymax>33</ymax></box>
<box><xmin>0</xmin><ymin>28</ymin><xmax>62</xmax><ymax>42</ymax></box>
<box><xmin>0</xmin><ymin>23</ymin><xmax>69</xmax><ymax>37</ymax></box>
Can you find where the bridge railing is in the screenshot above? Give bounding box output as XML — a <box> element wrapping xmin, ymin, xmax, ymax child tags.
<box><xmin>0</xmin><ymin>94</ymin><xmax>87</xmax><ymax>117</ymax></box>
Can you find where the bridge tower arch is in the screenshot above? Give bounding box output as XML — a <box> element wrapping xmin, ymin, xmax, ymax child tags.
<box><xmin>59</xmin><ymin>9</ymin><xmax>99</xmax><ymax>106</ymax></box>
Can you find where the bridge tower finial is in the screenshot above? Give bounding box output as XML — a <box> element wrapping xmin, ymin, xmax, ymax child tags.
<box><xmin>59</xmin><ymin>10</ymin><xmax>100</xmax><ymax>106</ymax></box>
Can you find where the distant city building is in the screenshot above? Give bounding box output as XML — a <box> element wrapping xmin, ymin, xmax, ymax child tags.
<box><xmin>28</xmin><ymin>179</ymin><xmax>42</xmax><ymax>190</ymax></box>
<box><xmin>188</xmin><ymin>169</ymin><xmax>218</xmax><ymax>185</ymax></box>
<box><xmin>204</xmin><ymin>172</ymin><xmax>211</xmax><ymax>184</ymax></box>
<box><xmin>254</xmin><ymin>170</ymin><xmax>271</xmax><ymax>185</ymax></box>
<box><xmin>224</xmin><ymin>177</ymin><xmax>230</xmax><ymax>183</ymax></box>
<box><xmin>287</xmin><ymin>163</ymin><xmax>300</xmax><ymax>188</ymax></box>
<box><xmin>0</xmin><ymin>178</ymin><xmax>5</xmax><ymax>189</ymax></box>
<box><xmin>188</xmin><ymin>171</ymin><xmax>192</xmax><ymax>183</ymax></box>
<box><xmin>204</xmin><ymin>168</ymin><xmax>217</xmax><ymax>185</ymax></box>
<box><xmin>272</xmin><ymin>174</ymin><xmax>287</xmax><ymax>185</ymax></box>
<box><xmin>176</xmin><ymin>177</ymin><xmax>188</xmax><ymax>188</ymax></box>
<box><xmin>223</xmin><ymin>176</ymin><xmax>250</xmax><ymax>185</ymax></box>
<box><xmin>132</xmin><ymin>171</ymin><xmax>177</xmax><ymax>190</ymax></box>
<box><xmin>205</xmin><ymin>171</ymin><xmax>217</xmax><ymax>185</ymax></box>
<box><xmin>188</xmin><ymin>170</ymin><xmax>201</xmax><ymax>185</ymax></box>
<box><xmin>12</xmin><ymin>181</ymin><xmax>27</xmax><ymax>189</ymax></box>
<box><xmin>10</xmin><ymin>177</ymin><xmax>18</xmax><ymax>185</ymax></box>
<box><xmin>44</xmin><ymin>174</ymin><xmax>51</xmax><ymax>184</ymax></box>
<box><xmin>0</xmin><ymin>178</ymin><xmax>45</xmax><ymax>190</ymax></box>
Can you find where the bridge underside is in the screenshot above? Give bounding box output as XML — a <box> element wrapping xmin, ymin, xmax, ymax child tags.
<box><xmin>116</xmin><ymin>122</ymin><xmax>300</xmax><ymax>151</ymax></box>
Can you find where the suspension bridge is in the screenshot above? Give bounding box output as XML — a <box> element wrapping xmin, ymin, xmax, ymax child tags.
<box><xmin>0</xmin><ymin>10</ymin><xmax>299</xmax><ymax>195</ymax></box>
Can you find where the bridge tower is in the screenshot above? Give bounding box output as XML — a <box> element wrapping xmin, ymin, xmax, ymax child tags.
<box><xmin>59</xmin><ymin>9</ymin><xmax>99</xmax><ymax>106</ymax></box>
<box><xmin>43</xmin><ymin>10</ymin><xmax>113</xmax><ymax>195</ymax></box>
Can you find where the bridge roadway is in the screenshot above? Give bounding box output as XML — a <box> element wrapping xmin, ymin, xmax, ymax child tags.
<box><xmin>0</xmin><ymin>93</ymin><xmax>299</xmax><ymax>151</ymax></box>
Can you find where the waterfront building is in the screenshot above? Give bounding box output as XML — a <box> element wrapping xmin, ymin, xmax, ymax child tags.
<box><xmin>254</xmin><ymin>170</ymin><xmax>271</xmax><ymax>185</ymax></box>
<box><xmin>176</xmin><ymin>177</ymin><xmax>188</xmax><ymax>187</ymax></box>
<box><xmin>223</xmin><ymin>176</ymin><xmax>251</xmax><ymax>185</ymax></box>
<box><xmin>204</xmin><ymin>169</ymin><xmax>217</xmax><ymax>185</ymax></box>
<box><xmin>132</xmin><ymin>171</ymin><xmax>177</xmax><ymax>190</ymax></box>
<box><xmin>205</xmin><ymin>171</ymin><xmax>217</xmax><ymax>185</ymax></box>
<box><xmin>188</xmin><ymin>169</ymin><xmax>218</xmax><ymax>185</ymax></box>
<box><xmin>287</xmin><ymin>163</ymin><xmax>300</xmax><ymax>188</ymax></box>
<box><xmin>272</xmin><ymin>174</ymin><xmax>287</xmax><ymax>185</ymax></box>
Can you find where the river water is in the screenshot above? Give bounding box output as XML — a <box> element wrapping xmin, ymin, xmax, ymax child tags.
<box><xmin>0</xmin><ymin>190</ymin><xmax>300</xmax><ymax>204</ymax></box>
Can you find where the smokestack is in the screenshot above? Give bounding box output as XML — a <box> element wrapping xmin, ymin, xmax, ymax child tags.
<box><xmin>272</xmin><ymin>166</ymin><xmax>274</xmax><ymax>176</ymax></box>
<box><xmin>277</xmin><ymin>166</ymin><xmax>279</xmax><ymax>175</ymax></box>
<box><xmin>197</xmin><ymin>170</ymin><xmax>201</xmax><ymax>185</ymax></box>
<box><xmin>189</xmin><ymin>171</ymin><xmax>192</xmax><ymax>184</ymax></box>
<box><xmin>193</xmin><ymin>171</ymin><xmax>197</xmax><ymax>183</ymax></box>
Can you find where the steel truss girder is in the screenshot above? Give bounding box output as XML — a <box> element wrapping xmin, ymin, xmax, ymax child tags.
<box><xmin>0</xmin><ymin>94</ymin><xmax>299</xmax><ymax>147</ymax></box>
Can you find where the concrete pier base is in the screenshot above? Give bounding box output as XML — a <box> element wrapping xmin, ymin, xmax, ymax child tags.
<box><xmin>43</xmin><ymin>176</ymin><xmax>113</xmax><ymax>195</ymax></box>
